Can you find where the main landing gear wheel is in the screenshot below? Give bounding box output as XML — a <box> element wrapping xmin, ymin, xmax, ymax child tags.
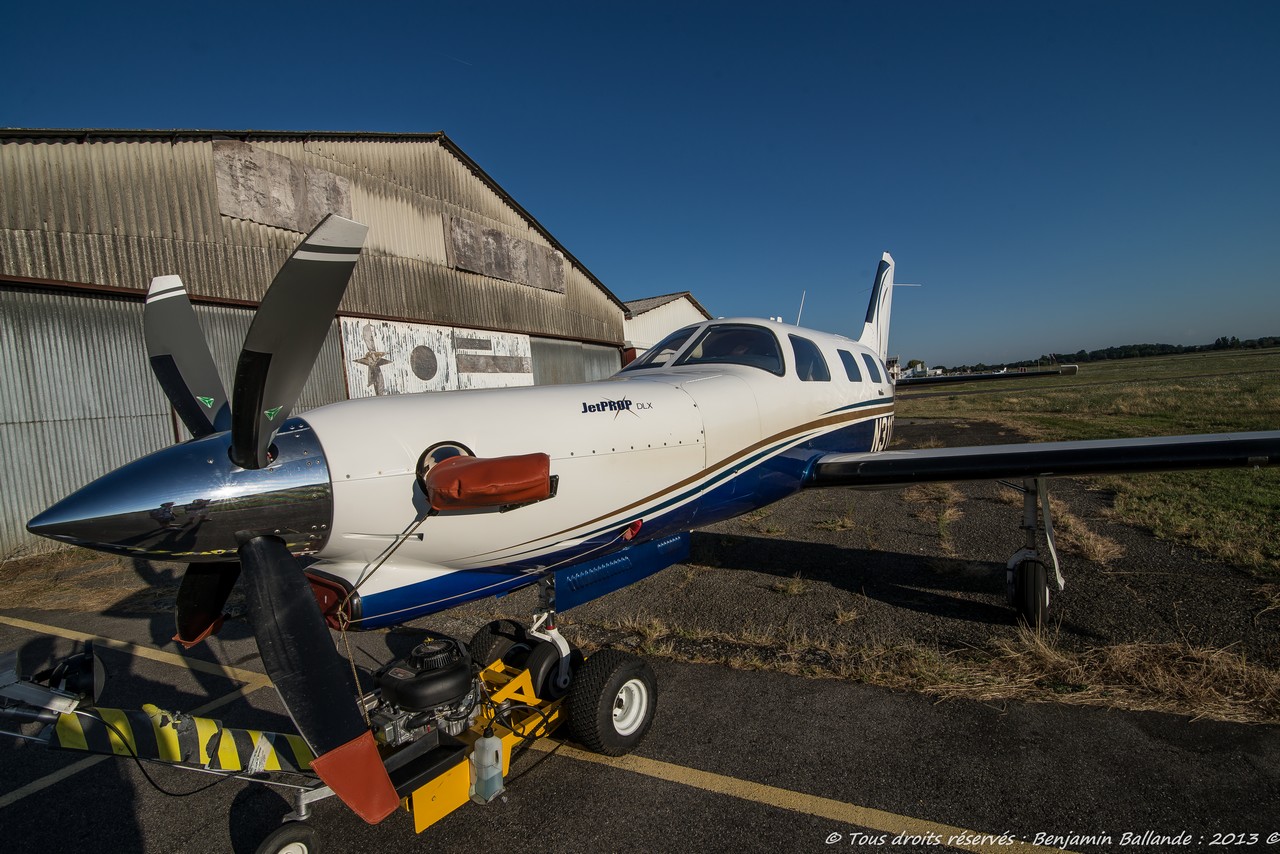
<box><xmin>525</xmin><ymin>640</ymin><xmax>584</xmax><ymax>700</ymax></box>
<box><xmin>469</xmin><ymin>619</ymin><xmax>531</xmax><ymax>668</ymax></box>
<box><xmin>566</xmin><ymin>649</ymin><xmax>656</xmax><ymax>756</ymax></box>
<box><xmin>1012</xmin><ymin>559</ymin><xmax>1049</xmax><ymax>629</ymax></box>
<box><xmin>254</xmin><ymin>821</ymin><xmax>318</xmax><ymax>854</ymax></box>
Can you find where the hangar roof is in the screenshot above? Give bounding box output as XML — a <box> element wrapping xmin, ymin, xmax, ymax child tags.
<box><xmin>0</xmin><ymin>128</ymin><xmax>627</xmax><ymax>315</ymax></box>
<box><xmin>625</xmin><ymin>291</ymin><xmax>712</xmax><ymax>320</ymax></box>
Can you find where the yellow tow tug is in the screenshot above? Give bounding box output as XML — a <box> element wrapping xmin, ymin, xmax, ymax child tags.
<box><xmin>0</xmin><ymin>618</ymin><xmax>656</xmax><ymax>854</ymax></box>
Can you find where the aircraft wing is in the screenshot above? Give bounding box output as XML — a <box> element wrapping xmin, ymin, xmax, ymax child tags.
<box><xmin>806</xmin><ymin>431</ymin><xmax>1280</xmax><ymax>488</ymax></box>
<box><xmin>896</xmin><ymin>365</ymin><xmax>1077</xmax><ymax>387</ymax></box>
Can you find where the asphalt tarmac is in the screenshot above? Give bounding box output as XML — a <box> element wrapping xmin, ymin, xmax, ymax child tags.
<box><xmin>2</xmin><ymin>606</ymin><xmax>1277</xmax><ymax>854</ymax></box>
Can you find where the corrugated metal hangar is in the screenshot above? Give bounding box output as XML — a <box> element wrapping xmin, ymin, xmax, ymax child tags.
<box><xmin>0</xmin><ymin>129</ymin><xmax>629</xmax><ymax>556</ymax></box>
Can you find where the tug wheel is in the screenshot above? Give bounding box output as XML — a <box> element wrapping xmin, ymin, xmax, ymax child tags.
<box><xmin>469</xmin><ymin>619</ymin><xmax>530</xmax><ymax>668</ymax></box>
<box><xmin>1013</xmin><ymin>559</ymin><xmax>1049</xmax><ymax>629</ymax></box>
<box><xmin>566</xmin><ymin>649</ymin><xmax>656</xmax><ymax>756</ymax></box>
<box><xmin>255</xmin><ymin>821</ymin><xmax>318</xmax><ymax>854</ymax></box>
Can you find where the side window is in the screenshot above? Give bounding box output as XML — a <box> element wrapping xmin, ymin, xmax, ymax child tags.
<box><xmin>861</xmin><ymin>353</ymin><xmax>883</xmax><ymax>384</ymax></box>
<box><xmin>789</xmin><ymin>335</ymin><xmax>831</xmax><ymax>382</ymax></box>
<box><xmin>838</xmin><ymin>350</ymin><xmax>863</xmax><ymax>382</ymax></box>
<box><xmin>621</xmin><ymin>326</ymin><xmax>697</xmax><ymax>371</ymax></box>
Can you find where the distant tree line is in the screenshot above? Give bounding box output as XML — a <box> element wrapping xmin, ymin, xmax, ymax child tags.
<box><xmin>944</xmin><ymin>335</ymin><xmax>1280</xmax><ymax>374</ymax></box>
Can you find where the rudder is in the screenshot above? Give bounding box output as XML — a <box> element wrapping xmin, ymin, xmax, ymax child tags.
<box><xmin>859</xmin><ymin>252</ymin><xmax>895</xmax><ymax>362</ymax></box>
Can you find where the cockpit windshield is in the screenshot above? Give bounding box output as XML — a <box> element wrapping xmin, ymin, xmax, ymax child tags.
<box><xmin>675</xmin><ymin>324</ymin><xmax>785</xmax><ymax>375</ymax></box>
<box><xmin>621</xmin><ymin>325</ymin><xmax>699</xmax><ymax>371</ymax></box>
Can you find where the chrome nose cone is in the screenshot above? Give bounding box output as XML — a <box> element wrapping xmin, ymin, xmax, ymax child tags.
<box><xmin>28</xmin><ymin>419</ymin><xmax>334</xmax><ymax>561</ymax></box>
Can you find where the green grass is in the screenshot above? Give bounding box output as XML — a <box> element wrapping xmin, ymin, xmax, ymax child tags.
<box><xmin>898</xmin><ymin>348</ymin><xmax>1280</xmax><ymax>573</ymax></box>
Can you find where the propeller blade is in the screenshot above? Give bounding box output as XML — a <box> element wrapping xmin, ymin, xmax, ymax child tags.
<box><xmin>237</xmin><ymin>535</ymin><xmax>397</xmax><ymax>824</ymax></box>
<box><xmin>173</xmin><ymin>561</ymin><xmax>240</xmax><ymax>648</ymax></box>
<box><xmin>145</xmin><ymin>276</ymin><xmax>231</xmax><ymax>437</ymax></box>
<box><xmin>230</xmin><ymin>215</ymin><xmax>368</xmax><ymax>469</ymax></box>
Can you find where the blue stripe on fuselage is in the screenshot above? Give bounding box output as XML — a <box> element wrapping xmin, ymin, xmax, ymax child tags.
<box><xmin>355</xmin><ymin>404</ymin><xmax>888</xmax><ymax>627</ymax></box>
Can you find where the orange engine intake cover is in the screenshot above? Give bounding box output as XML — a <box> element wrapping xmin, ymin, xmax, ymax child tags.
<box><xmin>424</xmin><ymin>453</ymin><xmax>552</xmax><ymax>511</ymax></box>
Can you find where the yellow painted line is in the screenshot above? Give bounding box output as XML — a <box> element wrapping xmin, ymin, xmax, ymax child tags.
<box><xmin>0</xmin><ymin>755</ymin><xmax>109</xmax><ymax>811</ymax></box>
<box><xmin>529</xmin><ymin>740</ymin><xmax>1073</xmax><ymax>854</ymax></box>
<box><xmin>0</xmin><ymin>615</ymin><xmax>271</xmax><ymax>688</ymax></box>
<box><xmin>0</xmin><ymin>617</ymin><xmax>277</xmax><ymax>809</ymax></box>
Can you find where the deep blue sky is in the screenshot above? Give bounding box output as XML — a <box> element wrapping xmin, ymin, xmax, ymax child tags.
<box><xmin>4</xmin><ymin>1</ymin><xmax>1277</xmax><ymax>365</ymax></box>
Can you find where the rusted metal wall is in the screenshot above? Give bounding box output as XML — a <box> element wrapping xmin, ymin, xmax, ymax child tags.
<box><xmin>0</xmin><ymin>286</ymin><xmax>172</xmax><ymax>556</ymax></box>
<box><xmin>530</xmin><ymin>338</ymin><xmax>621</xmax><ymax>386</ymax></box>
<box><xmin>0</xmin><ymin>132</ymin><xmax>624</xmax><ymax>345</ymax></box>
<box><xmin>582</xmin><ymin>342</ymin><xmax>622</xmax><ymax>382</ymax></box>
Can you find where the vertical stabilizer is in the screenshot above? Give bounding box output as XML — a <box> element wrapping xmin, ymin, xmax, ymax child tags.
<box><xmin>859</xmin><ymin>252</ymin><xmax>894</xmax><ymax>362</ymax></box>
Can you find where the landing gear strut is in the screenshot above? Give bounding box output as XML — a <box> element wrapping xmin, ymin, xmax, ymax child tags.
<box><xmin>1004</xmin><ymin>477</ymin><xmax>1064</xmax><ymax>629</ymax></box>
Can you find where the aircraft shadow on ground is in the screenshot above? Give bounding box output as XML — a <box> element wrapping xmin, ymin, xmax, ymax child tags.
<box><xmin>689</xmin><ymin>531</ymin><xmax>1018</xmax><ymax>626</ymax></box>
<box><xmin>95</xmin><ymin>558</ymin><xmax>416</xmax><ymax>697</ymax></box>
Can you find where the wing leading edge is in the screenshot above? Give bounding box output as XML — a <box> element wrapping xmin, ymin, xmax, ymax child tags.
<box><xmin>806</xmin><ymin>431</ymin><xmax>1280</xmax><ymax>488</ymax></box>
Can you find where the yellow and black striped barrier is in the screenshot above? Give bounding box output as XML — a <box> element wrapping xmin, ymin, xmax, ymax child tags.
<box><xmin>51</xmin><ymin>704</ymin><xmax>314</xmax><ymax>774</ymax></box>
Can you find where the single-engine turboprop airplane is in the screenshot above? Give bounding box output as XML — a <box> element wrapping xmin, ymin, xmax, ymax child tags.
<box><xmin>25</xmin><ymin>215</ymin><xmax>1280</xmax><ymax>825</ymax></box>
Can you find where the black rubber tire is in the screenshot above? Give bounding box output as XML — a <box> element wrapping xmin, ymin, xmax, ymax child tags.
<box><xmin>566</xmin><ymin>649</ymin><xmax>656</xmax><ymax>756</ymax></box>
<box><xmin>469</xmin><ymin>619</ymin><xmax>529</xmax><ymax>668</ymax></box>
<box><xmin>1013</xmin><ymin>559</ymin><xmax>1049</xmax><ymax>629</ymax></box>
<box><xmin>524</xmin><ymin>640</ymin><xmax>584</xmax><ymax>701</ymax></box>
<box><xmin>255</xmin><ymin>821</ymin><xmax>318</xmax><ymax>854</ymax></box>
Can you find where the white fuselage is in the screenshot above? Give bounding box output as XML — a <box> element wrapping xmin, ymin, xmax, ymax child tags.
<box><xmin>302</xmin><ymin>319</ymin><xmax>895</xmax><ymax>625</ymax></box>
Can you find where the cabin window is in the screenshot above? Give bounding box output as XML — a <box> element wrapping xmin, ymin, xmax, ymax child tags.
<box><xmin>676</xmin><ymin>324</ymin><xmax>785</xmax><ymax>375</ymax></box>
<box><xmin>621</xmin><ymin>325</ymin><xmax>698</xmax><ymax>371</ymax></box>
<box><xmin>861</xmin><ymin>353</ymin><xmax>883</xmax><ymax>383</ymax></box>
<box><xmin>789</xmin><ymin>335</ymin><xmax>831</xmax><ymax>382</ymax></box>
<box><xmin>838</xmin><ymin>350</ymin><xmax>863</xmax><ymax>382</ymax></box>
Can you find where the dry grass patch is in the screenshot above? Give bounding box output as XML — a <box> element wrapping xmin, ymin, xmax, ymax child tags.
<box><xmin>813</xmin><ymin>516</ymin><xmax>856</xmax><ymax>532</ymax></box>
<box><xmin>1256</xmin><ymin>584</ymin><xmax>1280</xmax><ymax>621</ymax></box>
<box><xmin>902</xmin><ymin>483</ymin><xmax>965</xmax><ymax>506</ymax></box>
<box><xmin>973</xmin><ymin>629</ymin><xmax>1280</xmax><ymax>722</ymax></box>
<box><xmin>584</xmin><ymin>617</ymin><xmax>1280</xmax><ymax>723</ymax></box>
<box><xmin>0</xmin><ymin>549</ymin><xmax>166</xmax><ymax>612</ymax></box>
<box><xmin>1052</xmin><ymin>506</ymin><xmax>1125</xmax><ymax>564</ymax></box>
<box><xmin>903</xmin><ymin>483</ymin><xmax>966</xmax><ymax>555</ymax></box>
<box><xmin>770</xmin><ymin>572</ymin><xmax>807</xmax><ymax>596</ymax></box>
<box><xmin>993</xmin><ymin>486</ymin><xmax>1024</xmax><ymax>506</ymax></box>
<box><xmin>834</xmin><ymin>604</ymin><xmax>860</xmax><ymax>625</ymax></box>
